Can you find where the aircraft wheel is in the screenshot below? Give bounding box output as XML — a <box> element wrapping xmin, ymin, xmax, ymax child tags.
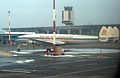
<box><xmin>17</xmin><ymin>48</ymin><xmax>20</xmax><ymax>52</ymax></box>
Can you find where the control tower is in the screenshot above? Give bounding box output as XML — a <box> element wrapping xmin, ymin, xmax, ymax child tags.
<box><xmin>62</xmin><ymin>6</ymin><xmax>74</xmax><ymax>25</ymax></box>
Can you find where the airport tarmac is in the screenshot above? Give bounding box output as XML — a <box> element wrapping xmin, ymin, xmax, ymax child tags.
<box><xmin>0</xmin><ymin>47</ymin><xmax>120</xmax><ymax>78</ymax></box>
<box><xmin>0</xmin><ymin>42</ymin><xmax>120</xmax><ymax>78</ymax></box>
<box><xmin>0</xmin><ymin>42</ymin><xmax>120</xmax><ymax>51</ymax></box>
<box><xmin>64</xmin><ymin>41</ymin><xmax>120</xmax><ymax>49</ymax></box>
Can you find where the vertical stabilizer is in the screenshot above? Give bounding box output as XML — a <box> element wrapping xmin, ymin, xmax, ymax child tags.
<box><xmin>99</xmin><ymin>26</ymin><xmax>119</xmax><ymax>42</ymax></box>
<box><xmin>112</xmin><ymin>27</ymin><xmax>119</xmax><ymax>42</ymax></box>
<box><xmin>99</xmin><ymin>26</ymin><xmax>108</xmax><ymax>42</ymax></box>
<box><xmin>108</xmin><ymin>26</ymin><xmax>113</xmax><ymax>37</ymax></box>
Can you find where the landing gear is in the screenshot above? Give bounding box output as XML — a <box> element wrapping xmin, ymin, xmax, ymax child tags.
<box><xmin>45</xmin><ymin>46</ymin><xmax>64</xmax><ymax>56</ymax></box>
<box><xmin>45</xmin><ymin>48</ymin><xmax>52</xmax><ymax>55</ymax></box>
<box><xmin>17</xmin><ymin>44</ymin><xmax>21</xmax><ymax>52</ymax></box>
<box><xmin>17</xmin><ymin>48</ymin><xmax>20</xmax><ymax>52</ymax></box>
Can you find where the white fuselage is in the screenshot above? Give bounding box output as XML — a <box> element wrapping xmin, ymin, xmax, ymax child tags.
<box><xmin>18</xmin><ymin>34</ymin><xmax>98</xmax><ymax>44</ymax></box>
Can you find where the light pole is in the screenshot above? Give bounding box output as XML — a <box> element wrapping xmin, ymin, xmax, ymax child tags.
<box><xmin>8</xmin><ymin>11</ymin><xmax>11</xmax><ymax>44</ymax></box>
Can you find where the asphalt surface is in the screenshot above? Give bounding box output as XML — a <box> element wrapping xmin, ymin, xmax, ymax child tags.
<box><xmin>0</xmin><ymin>41</ymin><xmax>120</xmax><ymax>51</ymax></box>
<box><xmin>0</xmin><ymin>42</ymin><xmax>120</xmax><ymax>78</ymax></box>
<box><xmin>0</xmin><ymin>50</ymin><xmax>119</xmax><ymax>78</ymax></box>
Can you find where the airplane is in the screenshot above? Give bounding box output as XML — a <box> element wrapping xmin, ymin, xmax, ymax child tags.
<box><xmin>16</xmin><ymin>33</ymin><xmax>98</xmax><ymax>55</ymax></box>
<box><xmin>18</xmin><ymin>34</ymin><xmax>98</xmax><ymax>45</ymax></box>
<box><xmin>17</xmin><ymin>25</ymin><xmax>119</xmax><ymax>46</ymax></box>
<box><xmin>16</xmin><ymin>26</ymin><xmax>119</xmax><ymax>55</ymax></box>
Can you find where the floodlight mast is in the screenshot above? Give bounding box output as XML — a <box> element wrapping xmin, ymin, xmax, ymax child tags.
<box><xmin>8</xmin><ymin>11</ymin><xmax>11</xmax><ymax>43</ymax></box>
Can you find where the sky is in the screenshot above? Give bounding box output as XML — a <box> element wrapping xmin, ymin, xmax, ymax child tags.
<box><xmin>0</xmin><ymin>0</ymin><xmax>120</xmax><ymax>31</ymax></box>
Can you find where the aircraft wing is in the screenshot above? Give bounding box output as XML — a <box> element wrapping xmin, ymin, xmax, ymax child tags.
<box><xmin>18</xmin><ymin>34</ymin><xmax>65</xmax><ymax>45</ymax></box>
<box><xmin>35</xmin><ymin>39</ymin><xmax>65</xmax><ymax>45</ymax></box>
<box><xmin>20</xmin><ymin>38</ymin><xmax>65</xmax><ymax>45</ymax></box>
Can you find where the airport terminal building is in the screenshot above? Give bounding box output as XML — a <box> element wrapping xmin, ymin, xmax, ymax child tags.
<box><xmin>0</xmin><ymin>24</ymin><xmax>120</xmax><ymax>44</ymax></box>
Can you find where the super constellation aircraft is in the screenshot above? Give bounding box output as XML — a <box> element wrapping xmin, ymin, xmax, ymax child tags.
<box><xmin>18</xmin><ymin>34</ymin><xmax>98</xmax><ymax>45</ymax></box>
<box><xmin>16</xmin><ymin>26</ymin><xmax>119</xmax><ymax>55</ymax></box>
<box><xmin>18</xmin><ymin>25</ymin><xmax>119</xmax><ymax>46</ymax></box>
<box><xmin>17</xmin><ymin>33</ymin><xmax>98</xmax><ymax>55</ymax></box>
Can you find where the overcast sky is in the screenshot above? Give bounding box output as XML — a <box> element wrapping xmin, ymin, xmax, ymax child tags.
<box><xmin>0</xmin><ymin>0</ymin><xmax>120</xmax><ymax>31</ymax></box>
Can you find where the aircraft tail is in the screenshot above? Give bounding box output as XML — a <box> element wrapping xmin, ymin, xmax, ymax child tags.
<box><xmin>99</xmin><ymin>26</ymin><xmax>119</xmax><ymax>42</ymax></box>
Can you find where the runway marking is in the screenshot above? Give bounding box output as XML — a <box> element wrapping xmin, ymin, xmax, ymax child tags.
<box><xmin>1</xmin><ymin>69</ymin><xmax>31</xmax><ymax>73</ymax></box>
<box><xmin>44</xmin><ymin>65</ymin><xmax>116</xmax><ymax>78</ymax></box>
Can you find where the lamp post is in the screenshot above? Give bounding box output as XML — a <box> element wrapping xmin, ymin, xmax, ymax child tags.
<box><xmin>8</xmin><ymin>11</ymin><xmax>11</xmax><ymax>44</ymax></box>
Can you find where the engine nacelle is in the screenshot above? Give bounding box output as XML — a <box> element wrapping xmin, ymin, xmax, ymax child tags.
<box><xmin>99</xmin><ymin>26</ymin><xmax>108</xmax><ymax>42</ymax></box>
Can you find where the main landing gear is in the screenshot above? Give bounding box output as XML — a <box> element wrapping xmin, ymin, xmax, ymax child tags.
<box><xmin>45</xmin><ymin>46</ymin><xmax>64</xmax><ymax>56</ymax></box>
<box><xmin>17</xmin><ymin>44</ymin><xmax>21</xmax><ymax>52</ymax></box>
